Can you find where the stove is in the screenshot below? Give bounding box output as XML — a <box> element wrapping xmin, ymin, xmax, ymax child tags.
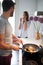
<box><xmin>22</xmin><ymin>48</ymin><xmax>43</xmax><ymax>65</ymax></box>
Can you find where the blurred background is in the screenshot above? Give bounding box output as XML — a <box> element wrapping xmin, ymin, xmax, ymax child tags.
<box><xmin>15</xmin><ymin>0</ymin><xmax>43</xmax><ymax>36</ymax></box>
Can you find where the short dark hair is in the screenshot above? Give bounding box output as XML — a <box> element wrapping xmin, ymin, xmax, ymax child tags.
<box><xmin>24</xmin><ymin>11</ymin><xmax>29</xmax><ymax>21</ymax></box>
<box><xmin>2</xmin><ymin>0</ymin><xmax>16</xmax><ymax>11</ymax></box>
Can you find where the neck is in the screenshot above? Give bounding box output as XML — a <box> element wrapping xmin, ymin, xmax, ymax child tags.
<box><xmin>2</xmin><ymin>12</ymin><xmax>10</xmax><ymax>19</ymax></box>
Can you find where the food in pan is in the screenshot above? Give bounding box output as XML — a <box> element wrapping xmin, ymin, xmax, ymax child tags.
<box><xmin>24</xmin><ymin>46</ymin><xmax>36</xmax><ymax>53</ymax></box>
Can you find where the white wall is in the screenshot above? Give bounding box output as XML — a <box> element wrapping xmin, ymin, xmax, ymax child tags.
<box><xmin>0</xmin><ymin>2</ymin><xmax>1</xmax><ymax>14</ymax></box>
<box><xmin>15</xmin><ymin>0</ymin><xmax>37</xmax><ymax>36</ymax></box>
<box><xmin>37</xmin><ymin>0</ymin><xmax>43</xmax><ymax>11</ymax></box>
<box><xmin>15</xmin><ymin>0</ymin><xmax>19</xmax><ymax>36</ymax></box>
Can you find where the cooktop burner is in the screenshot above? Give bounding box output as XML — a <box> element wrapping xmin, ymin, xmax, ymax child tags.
<box><xmin>22</xmin><ymin>49</ymin><xmax>43</xmax><ymax>65</ymax></box>
<box><xmin>25</xmin><ymin>60</ymin><xmax>38</xmax><ymax>65</ymax></box>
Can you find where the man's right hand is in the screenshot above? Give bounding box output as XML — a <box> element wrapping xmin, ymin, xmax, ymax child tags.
<box><xmin>11</xmin><ymin>45</ymin><xmax>19</xmax><ymax>51</ymax></box>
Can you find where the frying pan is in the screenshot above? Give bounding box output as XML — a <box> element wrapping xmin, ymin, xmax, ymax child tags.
<box><xmin>20</xmin><ymin>43</ymin><xmax>42</xmax><ymax>54</ymax></box>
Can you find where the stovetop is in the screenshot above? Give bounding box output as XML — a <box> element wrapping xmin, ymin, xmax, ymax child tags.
<box><xmin>22</xmin><ymin>48</ymin><xmax>43</xmax><ymax>65</ymax></box>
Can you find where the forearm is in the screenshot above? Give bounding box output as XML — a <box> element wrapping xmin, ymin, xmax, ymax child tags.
<box><xmin>18</xmin><ymin>22</ymin><xmax>21</xmax><ymax>29</ymax></box>
<box><xmin>0</xmin><ymin>34</ymin><xmax>19</xmax><ymax>50</ymax></box>
<box><xmin>12</xmin><ymin>35</ymin><xmax>23</xmax><ymax>44</ymax></box>
<box><xmin>12</xmin><ymin>35</ymin><xmax>19</xmax><ymax>44</ymax></box>
<box><xmin>0</xmin><ymin>42</ymin><xmax>12</xmax><ymax>50</ymax></box>
<box><xmin>12</xmin><ymin>35</ymin><xmax>18</xmax><ymax>41</ymax></box>
<box><xmin>0</xmin><ymin>42</ymin><xmax>19</xmax><ymax>51</ymax></box>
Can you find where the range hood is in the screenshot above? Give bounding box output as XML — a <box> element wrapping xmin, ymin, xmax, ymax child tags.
<box><xmin>37</xmin><ymin>11</ymin><xmax>43</xmax><ymax>16</ymax></box>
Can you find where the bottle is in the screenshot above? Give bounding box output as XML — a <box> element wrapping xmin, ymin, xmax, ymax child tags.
<box><xmin>35</xmin><ymin>31</ymin><xmax>40</xmax><ymax>40</ymax></box>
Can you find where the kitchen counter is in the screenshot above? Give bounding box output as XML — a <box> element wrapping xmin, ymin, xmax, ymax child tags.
<box><xmin>21</xmin><ymin>38</ymin><xmax>42</xmax><ymax>45</ymax></box>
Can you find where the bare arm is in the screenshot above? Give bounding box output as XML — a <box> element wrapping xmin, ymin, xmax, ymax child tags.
<box><xmin>18</xmin><ymin>18</ymin><xmax>22</xmax><ymax>30</ymax></box>
<box><xmin>18</xmin><ymin>22</ymin><xmax>22</xmax><ymax>29</ymax></box>
<box><xmin>12</xmin><ymin>35</ymin><xmax>23</xmax><ymax>44</ymax></box>
<box><xmin>0</xmin><ymin>34</ymin><xmax>19</xmax><ymax>50</ymax></box>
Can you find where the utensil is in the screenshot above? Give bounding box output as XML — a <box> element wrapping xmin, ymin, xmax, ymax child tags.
<box><xmin>20</xmin><ymin>43</ymin><xmax>42</xmax><ymax>54</ymax></box>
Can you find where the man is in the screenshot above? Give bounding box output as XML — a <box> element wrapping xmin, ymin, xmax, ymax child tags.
<box><xmin>0</xmin><ymin>0</ymin><xmax>22</xmax><ymax>65</ymax></box>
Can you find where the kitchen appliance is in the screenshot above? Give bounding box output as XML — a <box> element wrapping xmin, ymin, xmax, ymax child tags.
<box><xmin>37</xmin><ymin>11</ymin><xmax>43</xmax><ymax>16</ymax></box>
<box><xmin>22</xmin><ymin>44</ymin><xmax>41</xmax><ymax>54</ymax></box>
<box><xmin>22</xmin><ymin>46</ymin><xmax>43</xmax><ymax>65</ymax></box>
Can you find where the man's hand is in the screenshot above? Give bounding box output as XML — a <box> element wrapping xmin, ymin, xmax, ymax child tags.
<box><xmin>12</xmin><ymin>35</ymin><xmax>23</xmax><ymax>44</ymax></box>
<box><xmin>13</xmin><ymin>38</ymin><xmax>23</xmax><ymax>45</ymax></box>
<box><xmin>13</xmin><ymin>37</ymin><xmax>23</xmax><ymax>45</ymax></box>
<box><xmin>11</xmin><ymin>45</ymin><xmax>19</xmax><ymax>51</ymax></box>
<box><xmin>17</xmin><ymin>38</ymin><xmax>23</xmax><ymax>44</ymax></box>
